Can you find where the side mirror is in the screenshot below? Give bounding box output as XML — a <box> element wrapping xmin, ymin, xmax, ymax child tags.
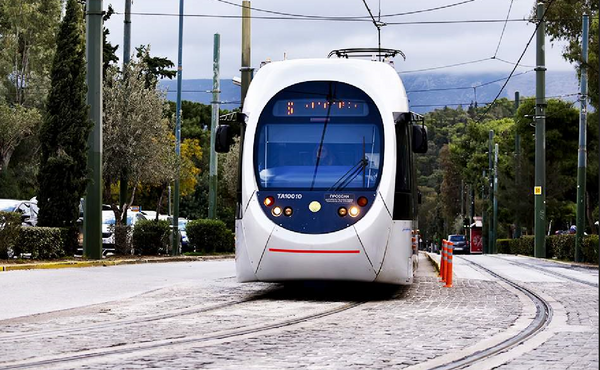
<box><xmin>215</xmin><ymin>125</ymin><xmax>231</xmax><ymax>153</ymax></box>
<box><xmin>412</xmin><ymin>125</ymin><xmax>428</xmax><ymax>154</ymax></box>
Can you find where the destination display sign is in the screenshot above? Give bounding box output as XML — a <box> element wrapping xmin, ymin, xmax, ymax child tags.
<box><xmin>273</xmin><ymin>99</ymin><xmax>369</xmax><ymax>117</ymax></box>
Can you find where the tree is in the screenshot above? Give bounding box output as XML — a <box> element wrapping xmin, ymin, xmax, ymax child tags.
<box><xmin>103</xmin><ymin>58</ymin><xmax>173</xmax><ymax>232</ymax></box>
<box><xmin>0</xmin><ymin>0</ymin><xmax>61</xmax><ymax>107</ymax></box>
<box><xmin>103</xmin><ymin>5</ymin><xmax>119</xmax><ymax>78</ymax></box>
<box><xmin>541</xmin><ymin>1</ymin><xmax>599</xmax><ymax>108</ymax></box>
<box><xmin>0</xmin><ymin>102</ymin><xmax>40</xmax><ymax>174</ymax></box>
<box><xmin>135</xmin><ymin>45</ymin><xmax>176</xmax><ymax>88</ymax></box>
<box><xmin>37</xmin><ymin>0</ymin><xmax>92</xmax><ymax>230</ymax></box>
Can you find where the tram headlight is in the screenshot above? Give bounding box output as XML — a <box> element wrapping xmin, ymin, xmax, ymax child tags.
<box><xmin>357</xmin><ymin>196</ymin><xmax>368</xmax><ymax>207</ymax></box>
<box><xmin>349</xmin><ymin>206</ymin><xmax>360</xmax><ymax>217</ymax></box>
<box><xmin>272</xmin><ymin>206</ymin><xmax>283</xmax><ymax>217</ymax></box>
<box><xmin>263</xmin><ymin>196</ymin><xmax>274</xmax><ymax>207</ymax></box>
<box><xmin>284</xmin><ymin>207</ymin><xmax>293</xmax><ymax>217</ymax></box>
<box><xmin>309</xmin><ymin>201</ymin><xmax>321</xmax><ymax>213</ymax></box>
<box><xmin>338</xmin><ymin>207</ymin><xmax>348</xmax><ymax>217</ymax></box>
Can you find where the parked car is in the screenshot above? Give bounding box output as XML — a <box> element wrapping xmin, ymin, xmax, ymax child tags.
<box><xmin>447</xmin><ymin>234</ymin><xmax>468</xmax><ymax>254</ymax></box>
<box><xmin>0</xmin><ymin>199</ymin><xmax>38</xmax><ymax>226</ymax></box>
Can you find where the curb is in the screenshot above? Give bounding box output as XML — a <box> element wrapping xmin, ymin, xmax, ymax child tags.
<box><xmin>0</xmin><ymin>255</ymin><xmax>234</xmax><ymax>272</ymax></box>
<box><xmin>424</xmin><ymin>251</ymin><xmax>441</xmax><ymax>273</ymax></box>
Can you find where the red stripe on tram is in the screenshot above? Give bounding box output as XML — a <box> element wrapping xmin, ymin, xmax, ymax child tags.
<box><xmin>268</xmin><ymin>248</ymin><xmax>360</xmax><ymax>254</ymax></box>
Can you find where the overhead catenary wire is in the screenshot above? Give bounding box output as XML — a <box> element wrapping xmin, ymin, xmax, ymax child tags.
<box><xmin>410</xmin><ymin>92</ymin><xmax>579</xmax><ymax>108</ymax></box>
<box><xmin>477</xmin><ymin>0</ymin><xmax>557</xmax><ymax>121</ymax></box>
<box><xmin>115</xmin><ymin>11</ymin><xmax>535</xmax><ymax>25</ymax></box>
<box><xmin>494</xmin><ymin>0</ymin><xmax>515</xmax><ymax>58</ymax></box>
<box><xmin>211</xmin><ymin>0</ymin><xmax>477</xmax><ymax>20</ymax></box>
<box><xmin>406</xmin><ymin>69</ymin><xmax>534</xmax><ymax>93</ymax></box>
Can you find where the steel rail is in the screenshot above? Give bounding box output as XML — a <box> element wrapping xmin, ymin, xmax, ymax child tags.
<box><xmin>1</xmin><ymin>301</ymin><xmax>364</xmax><ymax>369</ymax></box>
<box><xmin>0</xmin><ymin>281</ymin><xmax>274</xmax><ymax>343</ymax></box>
<box><xmin>431</xmin><ymin>256</ymin><xmax>553</xmax><ymax>370</ymax></box>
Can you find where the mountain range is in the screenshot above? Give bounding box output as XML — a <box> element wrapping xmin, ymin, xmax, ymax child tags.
<box><xmin>159</xmin><ymin>70</ymin><xmax>580</xmax><ymax>114</ymax></box>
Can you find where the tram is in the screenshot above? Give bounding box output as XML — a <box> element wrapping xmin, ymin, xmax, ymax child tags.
<box><xmin>216</xmin><ymin>50</ymin><xmax>427</xmax><ymax>285</ymax></box>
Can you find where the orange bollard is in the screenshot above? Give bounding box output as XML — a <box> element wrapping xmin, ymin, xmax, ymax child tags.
<box><xmin>444</xmin><ymin>241</ymin><xmax>454</xmax><ymax>288</ymax></box>
<box><xmin>440</xmin><ymin>240</ymin><xmax>446</xmax><ymax>282</ymax></box>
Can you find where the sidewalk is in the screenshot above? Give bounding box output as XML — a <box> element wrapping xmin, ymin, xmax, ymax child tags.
<box><xmin>0</xmin><ymin>254</ymin><xmax>234</xmax><ymax>272</ymax></box>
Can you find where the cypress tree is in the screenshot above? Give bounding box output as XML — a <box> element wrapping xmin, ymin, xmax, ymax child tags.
<box><xmin>37</xmin><ymin>0</ymin><xmax>91</xmax><ymax>231</ymax></box>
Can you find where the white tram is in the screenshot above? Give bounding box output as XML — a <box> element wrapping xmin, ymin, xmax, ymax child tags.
<box><xmin>217</xmin><ymin>53</ymin><xmax>427</xmax><ymax>285</ymax></box>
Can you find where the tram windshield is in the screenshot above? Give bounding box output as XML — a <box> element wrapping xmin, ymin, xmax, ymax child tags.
<box><xmin>255</xmin><ymin>81</ymin><xmax>383</xmax><ymax>190</ymax></box>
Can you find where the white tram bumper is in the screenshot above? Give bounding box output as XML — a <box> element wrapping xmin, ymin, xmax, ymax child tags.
<box><xmin>236</xmin><ymin>193</ymin><xmax>415</xmax><ymax>285</ymax></box>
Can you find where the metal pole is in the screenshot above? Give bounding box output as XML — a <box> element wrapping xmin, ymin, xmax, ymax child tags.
<box><xmin>488</xmin><ymin>130</ymin><xmax>494</xmax><ymax>254</ymax></box>
<box><xmin>493</xmin><ymin>143</ymin><xmax>499</xmax><ymax>254</ymax></box>
<box><xmin>119</xmin><ymin>0</ymin><xmax>132</xmax><ymax>212</ymax></box>
<box><xmin>514</xmin><ymin>91</ymin><xmax>522</xmax><ymax>238</ymax></box>
<box><xmin>241</xmin><ymin>1</ymin><xmax>253</xmax><ymax>105</ymax></box>
<box><xmin>209</xmin><ymin>33</ymin><xmax>220</xmax><ymax>219</ymax></box>
<box><xmin>482</xmin><ymin>170</ymin><xmax>487</xmax><ymax>254</ymax></box>
<box><xmin>534</xmin><ymin>2</ymin><xmax>547</xmax><ymax>258</ymax></box>
<box><xmin>172</xmin><ymin>0</ymin><xmax>184</xmax><ymax>256</ymax></box>
<box><xmin>575</xmin><ymin>14</ymin><xmax>589</xmax><ymax>262</ymax></box>
<box><xmin>84</xmin><ymin>0</ymin><xmax>103</xmax><ymax>259</ymax></box>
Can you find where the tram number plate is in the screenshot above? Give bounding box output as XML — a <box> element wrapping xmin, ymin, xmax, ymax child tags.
<box><xmin>324</xmin><ymin>193</ymin><xmax>355</xmax><ymax>204</ymax></box>
<box><xmin>277</xmin><ymin>193</ymin><xmax>303</xmax><ymax>200</ymax></box>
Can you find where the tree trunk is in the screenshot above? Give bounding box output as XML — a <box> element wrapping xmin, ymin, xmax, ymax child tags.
<box><xmin>156</xmin><ymin>184</ymin><xmax>166</xmax><ymax>221</ymax></box>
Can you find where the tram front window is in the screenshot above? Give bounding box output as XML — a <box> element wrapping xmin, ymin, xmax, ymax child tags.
<box><xmin>254</xmin><ymin>81</ymin><xmax>384</xmax><ymax>191</ymax></box>
<box><xmin>256</xmin><ymin>122</ymin><xmax>382</xmax><ymax>190</ymax></box>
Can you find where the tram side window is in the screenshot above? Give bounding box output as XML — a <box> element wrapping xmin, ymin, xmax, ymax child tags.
<box><xmin>395</xmin><ymin>123</ymin><xmax>411</xmax><ymax>192</ymax></box>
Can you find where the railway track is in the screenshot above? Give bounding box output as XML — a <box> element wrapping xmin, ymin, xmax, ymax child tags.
<box><xmin>429</xmin><ymin>256</ymin><xmax>553</xmax><ymax>370</ymax></box>
<box><xmin>490</xmin><ymin>255</ymin><xmax>598</xmax><ymax>288</ymax></box>
<box><xmin>0</xmin><ymin>285</ymin><xmax>275</xmax><ymax>343</ymax></box>
<box><xmin>0</xmin><ymin>300</ymin><xmax>365</xmax><ymax>369</ymax></box>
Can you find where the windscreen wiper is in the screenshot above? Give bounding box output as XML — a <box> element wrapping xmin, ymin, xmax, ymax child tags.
<box><xmin>329</xmin><ymin>157</ymin><xmax>368</xmax><ymax>192</ymax></box>
<box><xmin>309</xmin><ymin>82</ymin><xmax>337</xmax><ymax>190</ymax></box>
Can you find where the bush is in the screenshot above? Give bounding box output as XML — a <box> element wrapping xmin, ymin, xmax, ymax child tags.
<box><xmin>187</xmin><ymin>219</ymin><xmax>234</xmax><ymax>253</ymax></box>
<box><xmin>546</xmin><ymin>234</ymin><xmax>575</xmax><ymax>260</ymax></box>
<box><xmin>132</xmin><ymin>220</ymin><xmax>170</xmax><ymax>255</ymax></box>
<box><xmin>14</xmin><ymin>227</ymin><xmax>66</xmax><ymax>259</ymax></box>
<box><xmin>506</xmin><ymin>236</ymin><xmax>534</xmax><ymax>256</ymax></box>
<box><xmin>0</xmin><ymin>211</ymin><xmax>21</xmax><ymax>259</ymax></box>
<box><xmin>497</xmin><ymin>239</ymin><xmax>511</xmax><ymax>254</ymax></box>
<box><xmin>582</xmin><ymin>235</ymin><xmax>599</xmax><ymax>263</ymax></box>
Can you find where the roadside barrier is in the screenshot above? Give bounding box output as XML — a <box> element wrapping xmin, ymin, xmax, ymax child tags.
<box><xmin>440</xmin><ymin>239</ymin><xmax>447</xmax><ymax>282</ymax></box>
<box><xmin>444</xmin><ymin>241</ymin><xmax>454</xmax><ymax>288</ymax></box>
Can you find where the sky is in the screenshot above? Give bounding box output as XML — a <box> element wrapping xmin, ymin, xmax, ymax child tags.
<box><xmin>103</xmin><ymin>0</ymin><xmax>575</xmax><ymax>79</ymax></box>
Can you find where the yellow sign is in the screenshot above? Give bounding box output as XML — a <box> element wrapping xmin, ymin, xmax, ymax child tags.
<box><xmin>534</xmin><ymin>186</ymin><xmax>542</xmax><ymax>195</ymax></box>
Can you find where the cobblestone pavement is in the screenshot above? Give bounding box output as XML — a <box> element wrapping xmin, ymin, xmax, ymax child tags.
<box><xmin>0</xmin><ymin>254</ymin><xmax>596</xmax><ymax>369</ymax></box>
<box><xmin>486</xmin><ymin>256</ymin><xmax>599</xmax><ymax>370</ymax></box>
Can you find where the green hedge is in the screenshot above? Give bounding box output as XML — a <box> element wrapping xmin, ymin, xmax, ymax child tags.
<box><xmin>14</xmin><ymin>227</ymin><xmax>66</xmax><ymax>259</ymax></box>
<box><xmin>132</xmin><ymin>220</ymin><xmax>170</xmax><ymax>255</ymax></box>
<box><xmin>582</xmin><ymin>235</ymin><xmax>599</xmax><ymax>263</ymax></box>
<box><xmin>497</xmin><ymin>239</ymin><xmax>511</xmax><ymax>254</ymax></box>
<box><xmin>0</xmin><ymin>211</ymin><xmax>21</xmax><ymax>259</ymax></box>
<box><xmin>187</xmin><ymin>219</ymin><xmax>234</xmax><ymax>253</ymax></box>
<box><xmin>498</xmin><ymin>234</ymin><xmax>599</xmax><ymax>263</ymax></box>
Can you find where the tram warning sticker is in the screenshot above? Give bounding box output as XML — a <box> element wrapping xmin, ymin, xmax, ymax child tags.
<box><xmin>324</xmin><ymin>193</ymin><xmax>355</xmax><ymax>204</ymax></box>
<box><xmin>534</xmin><ymin>186</ymin><xmax>542</xmax><ymax>195</ymax></box>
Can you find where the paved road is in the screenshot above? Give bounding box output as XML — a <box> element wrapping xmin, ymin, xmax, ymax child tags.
<box><xmin>0</xmin><ymin>254</ymin><xmax>597</xmax><ymax>369</ymax></box>
<box><xmin>0</xmin><ymin>260</ymin><xmax>235</xmax><ymax>320</ymax></box>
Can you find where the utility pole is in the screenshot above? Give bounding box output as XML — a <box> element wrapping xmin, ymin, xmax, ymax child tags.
<box><xmin>488</xmin><ymin>130</ymin><xmax>494</xmax><ymax>254</ymax></box>
<box><xmin>241</xmin><ymin>1</ymin><xmax>253</xmax><ymax>105</ymax></box>
<box><xmin>119</xmin><ymin>0</ymin><xmax>132</xmax><ymax>214</ymax></box>
<box><xmin>575</xmin><ymin>14</ymin><xmax>589</xmax><ymax>262</ymax></box>
<box><xmin>493</xmin><ymin>143</ymin><xmax>499</xmax><ymax>254</ymax></box>
<box><xmin>482</xmin><ymin>170</ymin><xmax>487</xmax><ymax>254</ymax></box>
<box><xmin>514</xmin><ymin>91</ymin><xmax>521</xmax><ymax>238</ymax></box>
<box><xmin>84</xmin><ymin>0</ymin><xmax>103</xmax><ymax>259</ymax></box>
<box><xmin>209</xmin><ymin>33</ymin><xmax>220</xmax><ymax>219</ymax></box>
<box><xmin>534</xmin><ymin>2</ymin><xmax>547</xmax><ymax>258</ymax></box>
<box><xmin>172</xmin><ymin>0</ymin><xmax>184</xmax><ymax>256</ymax></box>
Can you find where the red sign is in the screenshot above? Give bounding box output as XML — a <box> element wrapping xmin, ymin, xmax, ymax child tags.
<box><xmin>470</xmin><ymin>227</ymin><xmax>483</xmax><ymax>254</ymax></box>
